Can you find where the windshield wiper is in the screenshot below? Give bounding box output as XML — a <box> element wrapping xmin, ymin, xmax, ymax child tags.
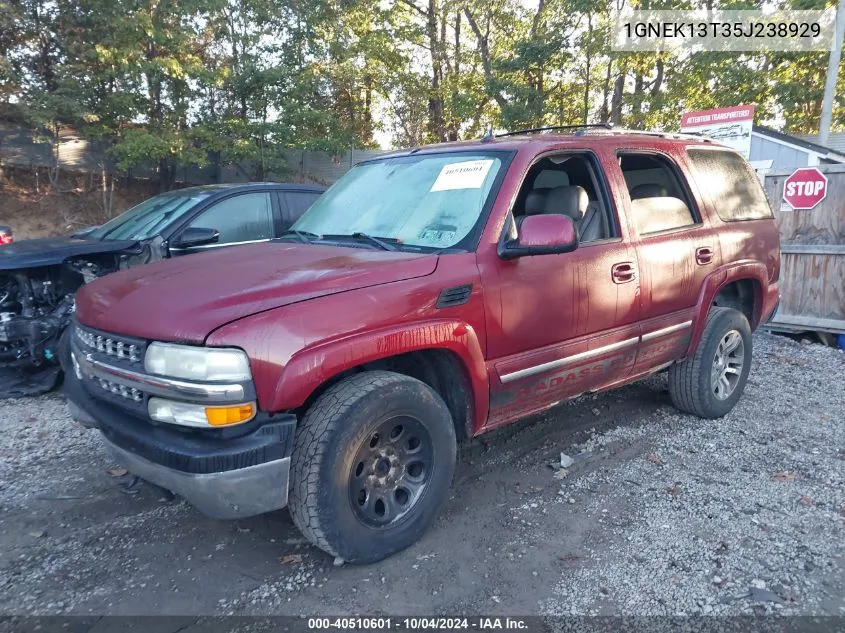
<box><xmin>322</xmin><ymin>232</ymin><xmax>398</xmax><ymax>251</ymax></box>
<box><xmin>279</xmin><ymin>229</ymin><xmax>320</xmax><ymax>243</ymax></box>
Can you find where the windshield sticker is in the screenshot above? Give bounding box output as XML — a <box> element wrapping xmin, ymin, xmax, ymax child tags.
<box><xmin>419</xmin><ymin>228</ymin><xmax>458</xmax><ymax>245</ymax></box>
<box><xmin>430</xmin><ymin>160</ymin><xmax>494</xmax><ymax>192</ymax></box>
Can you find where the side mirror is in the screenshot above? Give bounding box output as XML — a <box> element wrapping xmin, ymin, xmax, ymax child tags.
<box><xmin>499</xmin><ymin>214</ymin><xmax>578</xmax><ymax>259</ymax></box>
<box><xmin>171</xmin><ymin>227</ymin><xmax>220</xmax><ymax>249</ymax></box>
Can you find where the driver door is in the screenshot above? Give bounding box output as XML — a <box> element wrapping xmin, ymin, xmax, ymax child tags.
<box><xmin>479</xmin><ymin>151</ymin><xmax>641</xmax><ymax>429</ymax></box>
<box><xmin>170</xmin><ymin>191</ymin><xmax>276</xmax><ymax>256</ymax></box>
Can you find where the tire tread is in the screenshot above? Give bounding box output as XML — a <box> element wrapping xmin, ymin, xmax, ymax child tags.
<box><xmin>668</xmin><ymin>307</ymin><xmax>748</xmax><ymax>418</ymax></box>
<box><xmin>288</xmin><ymin>371</ymin><xmax>425</xmax><ymax>559</ymax></box>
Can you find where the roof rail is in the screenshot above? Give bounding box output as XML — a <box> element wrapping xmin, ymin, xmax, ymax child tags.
<box><xmin>495</xmin><ymin>124</ymin><xmax>613</xmax><ymax>138</ymax></box>
<box><xmin>596</xmin><ymin>128</ymin><xmax>712</xmax><ymax>141</ymax></box>
<box><xmin>493</xmin><ymin>124</ymin><xmax>712</xmax><ymax>143</ymax></box>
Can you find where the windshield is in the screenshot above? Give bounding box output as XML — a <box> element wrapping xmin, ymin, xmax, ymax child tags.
<box><xmin>88</xmin><ymin>191</ymin><xmax>214</xmax><ymax>241</ymax></box>
<box><xmin>292</xmin><ymin>152</ymin><xmax>506</xmax><ymax>250</ymax></box>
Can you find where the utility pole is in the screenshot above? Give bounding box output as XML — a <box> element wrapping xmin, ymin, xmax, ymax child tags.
<box><xmin>819</xmin><ymin>0</ymin><xmax>845</xmax><ymax>146</ymax></box>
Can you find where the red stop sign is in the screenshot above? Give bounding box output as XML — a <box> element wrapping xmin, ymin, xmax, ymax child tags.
<box><xmin>783</xmin><ymin>167</ymin><xmax>828</xmax><ymax>210</ymax></box>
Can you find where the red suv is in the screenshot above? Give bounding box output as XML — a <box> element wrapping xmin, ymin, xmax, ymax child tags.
<box><xmin>64</xmin><ymin>127</ymin><xmax>780</xmax><ymax>563</ymax></box>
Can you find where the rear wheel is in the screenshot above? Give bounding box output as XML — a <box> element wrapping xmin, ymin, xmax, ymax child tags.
<box><xmin>288</xmin><ymin>371</ymin><xmax>457</xmax><ymax>564</ymax></box>
<box><xmin>668</xmin><ymin>307</ymin><xmax>752</xmax><ymax>418</ymax></box>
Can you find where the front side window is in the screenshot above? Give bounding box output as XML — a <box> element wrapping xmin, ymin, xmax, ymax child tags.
<box><xmin>188</xmin><ymin>192</ymin><xmax>274</xmax><ymax>244</ymax></box>
<box><xmin>619</xmin><ymin>153</ymin><xmax>698</xmax><ymax>235</ymax></box>
<box><xmin>687</xmin><ymin>149</ymin><xmax>773</xmax><ymax>222</ymax></box>
<box><xmin>89</xmin><ymin>191</ymin><xmax>213</xmax><ymax>241</ymax></box>
<box><xmin>293</xmin><ymin>152</ymin><xmax>505</xmax><ymax>250</ymax></box>
<box><xmin>510</xmin><ymin>153</ymin><xmax>616</xmax><ymax>244</ymax></box>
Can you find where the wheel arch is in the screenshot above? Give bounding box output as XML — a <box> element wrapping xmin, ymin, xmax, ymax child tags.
<box><xmin>686</xmin><ymin>262</ymin><xmax>767</xmax><ymax>357</ymax></box>
<box><xmin>271</xmin><ymin>320</ymin><xmax>489</xmax><ymax>439</ymax></box>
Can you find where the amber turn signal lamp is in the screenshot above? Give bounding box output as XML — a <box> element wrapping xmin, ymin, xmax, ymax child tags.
<box><xmin>205</xmin><ymin>403</ymin><xmax>256</xmax><ymax>426</ymax></box>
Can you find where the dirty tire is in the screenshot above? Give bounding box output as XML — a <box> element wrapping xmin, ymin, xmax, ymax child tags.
<box><xmin>668</xmin><ymin>307</ymin><xmax>752</xmax><ymax>419</ymax></box>
<box><xmin>288</xmin><ymin>370</ymin><xmax>457</xmax><ymax>564</ymax></box>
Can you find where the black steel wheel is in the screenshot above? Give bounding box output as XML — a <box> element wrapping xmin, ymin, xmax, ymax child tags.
<box><xmin>288</xmin><ymin>371</ymin><xmax>457</xmax><ymax>564</ymax></box>
<box><xmin>349</xmin><ymin>416</ymin><xmax>434</xmax><ymax>527</ymax></box>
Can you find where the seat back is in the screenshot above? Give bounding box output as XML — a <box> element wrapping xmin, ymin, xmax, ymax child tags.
<box><xmin>544</xmin><ymin>186</ymin><xmax>588</xmax><ymax>221</ymax></box>
<box><xmin>524</xmin><ymin>189</ymin><xmax>549</xmax><ymax>216</ymax></box>
<box><xmin>630</xmin><ymin>197</ymin><xmax>694</xmax><ymax>235</ymax></box>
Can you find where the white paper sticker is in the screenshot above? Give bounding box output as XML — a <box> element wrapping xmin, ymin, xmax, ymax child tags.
<box><xmin>430</xmin><ymin>160</ymin><xmax>494</xmax><ymax>192</ymax></box>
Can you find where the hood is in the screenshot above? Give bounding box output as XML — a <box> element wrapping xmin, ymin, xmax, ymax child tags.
<box><xmin>0</xmin><ymin>235</ymin><xmax>138</xmax><ymax>270</ymax></box>
<box><xmin>75</xmin><ymin>241</ymin><xmax>440</xmax><ymax>343</ymax></box>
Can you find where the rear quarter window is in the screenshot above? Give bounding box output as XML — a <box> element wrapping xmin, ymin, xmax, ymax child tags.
<box><xmin>687</xmin><ymin>149</ymin><xmax>773</xmax><ymax>222</ymax></box>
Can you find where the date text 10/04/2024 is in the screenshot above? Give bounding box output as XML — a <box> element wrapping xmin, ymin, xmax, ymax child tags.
<box><xmin>307</xmin><ymin>618</ymin><xmax>530</xmax><ymax>630</ymax></box>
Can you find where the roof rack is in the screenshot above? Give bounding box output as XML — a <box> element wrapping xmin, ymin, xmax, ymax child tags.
<box><xmin>495</xmin><ymin>124</ymin><xmax>613</xmax><ymax>138</ymax></box>
<box><xmin>492</xmin><ymin>124</ymin><xmax>712</xmax><ymax>143</ymax></box>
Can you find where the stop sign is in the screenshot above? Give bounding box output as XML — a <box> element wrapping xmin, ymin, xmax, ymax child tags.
<box><xmin>782</xmin><ymin>167</ymin><xmax>828</xmax><ymax>210</ymax></box>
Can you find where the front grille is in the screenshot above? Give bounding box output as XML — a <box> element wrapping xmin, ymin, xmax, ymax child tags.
<box><xmin>93</xmin><ymin>376</ymin><xmax>144</xmax><ymax>402</ymax></box>
<box><xmin>75</xmin><ymin>324</ymin><xmax>146</xmax><ymax>364</ymax></box>
<box><xmin>73</xmin><ymin>321</ymin><xmax>149</xmax><ymax>415</ymax></box>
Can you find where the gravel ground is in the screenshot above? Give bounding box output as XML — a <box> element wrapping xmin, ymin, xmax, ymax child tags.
<box><xmin>542</xmin><ymin>333</ymin><xmax>845</xmax><ymax>616</ymax></box>
<box><xmin>0</xmin><ymin>331</ymin><xmax>842</xmax><ymax>617</ymax></box>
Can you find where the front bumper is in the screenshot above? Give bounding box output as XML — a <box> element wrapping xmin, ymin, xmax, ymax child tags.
<box><xmin>103</xmin><ymin>435</ymin><xmax>290</xmax><ymax>519</ymax></box>
<box><xmin>64</xmin><ymin>324</ymin><xmax>296</xmax><ymax>519</ymax></box>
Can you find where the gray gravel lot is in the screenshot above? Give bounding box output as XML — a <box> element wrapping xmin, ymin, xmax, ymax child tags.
<box><xmin>0</xmin><ymin>332</ymin><xmax>842</xmax><ymax>617</ymax></box>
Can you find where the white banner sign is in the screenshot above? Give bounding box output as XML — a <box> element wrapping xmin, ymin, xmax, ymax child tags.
<box><xmin>680</xmin><ymin>105</ymin><xmax>756</xmax><ymax>159</ymax></box>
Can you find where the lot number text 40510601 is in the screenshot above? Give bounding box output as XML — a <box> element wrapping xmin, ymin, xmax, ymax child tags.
<box><xmin>307</xmin><ymin>617</ymin><xmax>529</xmax><ymax>630</ymax></box>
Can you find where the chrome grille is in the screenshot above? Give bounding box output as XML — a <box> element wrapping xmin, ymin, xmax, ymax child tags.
<box><xmin>94</xmin><ymin>377</ymin><xmax>144</xmax><ymax>402</ymax></box>
<box><xmin>75</xmin><ymin>325</ymin><xmax>142</xmax><ymax>363</ymax></box>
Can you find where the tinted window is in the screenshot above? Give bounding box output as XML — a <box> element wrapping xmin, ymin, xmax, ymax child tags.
<box><xmin>283</xmin><ymin>191</ymin><xmax>320</xmax><ymax>225</ymax></box>
<box><xmin>687</xmin><ymin>149</ymin><xmax>773</xmax><ymax>222</ymax></box>
<box><xmin>188</xmin><ymin>192</ymin><xmax>274</xmax><ymax>244</ymax></box>
<box><xmin>619</xmin><ymin>153</ymin><xmax>697</xmax><ymax>235</ymax></box>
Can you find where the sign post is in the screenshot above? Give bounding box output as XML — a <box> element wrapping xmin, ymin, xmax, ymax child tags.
<box><xmin>782</xmin><ymin>167</ymin><xmax>828</xmax><ymax>211</ymax></box>
<box><xmin>680</xmin><ymin>105</ymin><xmax>756</xmax><ymax>158</ymax></box>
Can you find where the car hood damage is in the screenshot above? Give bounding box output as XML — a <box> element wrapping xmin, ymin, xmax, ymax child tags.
<box><xmin>75</xmin><ymin>242</ymin><xmax>440</xmax><ymax>343</ymax></box>
<box><xmin>0</xmin><ymin>236</ymin><xmax>140</xmax><ymax>270</ymax></box>
<box><xmin>0</xmin><ymin>236</ymin><xmax>164</xmax><ymax>399</ymax></box>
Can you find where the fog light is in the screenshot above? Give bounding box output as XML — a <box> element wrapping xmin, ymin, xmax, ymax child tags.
<box><xmin>148</xmin><ymin>398</ymin><xmax>255</xmax><ymax>428</ymax></box>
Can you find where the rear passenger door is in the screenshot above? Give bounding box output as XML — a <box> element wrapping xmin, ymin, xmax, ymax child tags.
<box><xmin>613</xmin><ymin>150</ymin><xmax>720</xmax><ymax>371</ymax></box>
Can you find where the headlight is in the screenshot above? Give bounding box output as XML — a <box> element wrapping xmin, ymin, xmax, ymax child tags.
<box><xmin>144</xmin><ymin>342</ymin><xmax>251</xmax><ymax>382</ymax></box>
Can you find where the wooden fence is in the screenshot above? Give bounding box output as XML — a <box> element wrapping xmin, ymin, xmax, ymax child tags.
<box><xmin>763</xmin><ymin>164</ymin><xmax>845</xmax><ymax>334</ymax></box>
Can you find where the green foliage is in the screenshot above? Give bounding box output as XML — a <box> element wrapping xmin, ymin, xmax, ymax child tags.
<box><xmin>0</xmin><ymin>0</ymin><xmax>841</xmax><ymax>164</ymax></box>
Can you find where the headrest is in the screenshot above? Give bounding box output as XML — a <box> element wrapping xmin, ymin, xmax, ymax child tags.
<box><xmin>545</xmin><ymin>186</ymin><xmax>588</xmax><ymax>220</ymax></box>
<box><xmin>524</xmin><ymin>189</ymin><xmax>548</xmax><ymax>216</ymax></box>
<box><xmin>630</xmin><ymin>183</ymin><xmax>668</xmax><ymax>200</ymax></box>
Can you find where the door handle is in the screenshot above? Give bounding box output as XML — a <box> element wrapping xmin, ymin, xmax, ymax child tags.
<box><xmin>611</xmin><ymin>262</ymin><xmax>636</xmax><ymax>284</ymax></box>
<box><xmin>696</xmin><ymin>247</ymin><xmax>713</xmax><ymax>265</ymax></box>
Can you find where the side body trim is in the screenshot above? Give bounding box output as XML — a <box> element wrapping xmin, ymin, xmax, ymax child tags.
<box><xmin>500</xmin><ymin>320</ymin><xmax>693</xmax><ymax>384</ymax></box>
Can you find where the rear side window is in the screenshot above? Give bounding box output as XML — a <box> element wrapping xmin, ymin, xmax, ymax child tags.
<box><xmin>282</xmin><ymin>191</ymin><xmax>321</xmax><ymax>226</ymax></box>
<box><xmin>687</xmin><ymin>149</ymin><xmax>773</xmax><ymax>222</ymax></box>
<box><xmin>619</xmin><ymin>153</ymin><xmax>698</xmax><ymax>235</ymax></box>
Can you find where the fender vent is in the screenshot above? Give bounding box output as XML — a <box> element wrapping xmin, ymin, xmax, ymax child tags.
<box><xmin>437</xmin><ymin>284</ymin><xmax>472</xmax><ymax>308</ymax></box>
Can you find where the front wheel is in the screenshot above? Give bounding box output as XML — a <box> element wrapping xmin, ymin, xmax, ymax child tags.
<box><xmin>288</xmin><ymin>371</ymin><xmax>457</xmax><ymax>564</ymax></box>
<box><xmin>668</xmin><ymin>307</ymin><xmax>752</xmax><ymax>419</ymax></box>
